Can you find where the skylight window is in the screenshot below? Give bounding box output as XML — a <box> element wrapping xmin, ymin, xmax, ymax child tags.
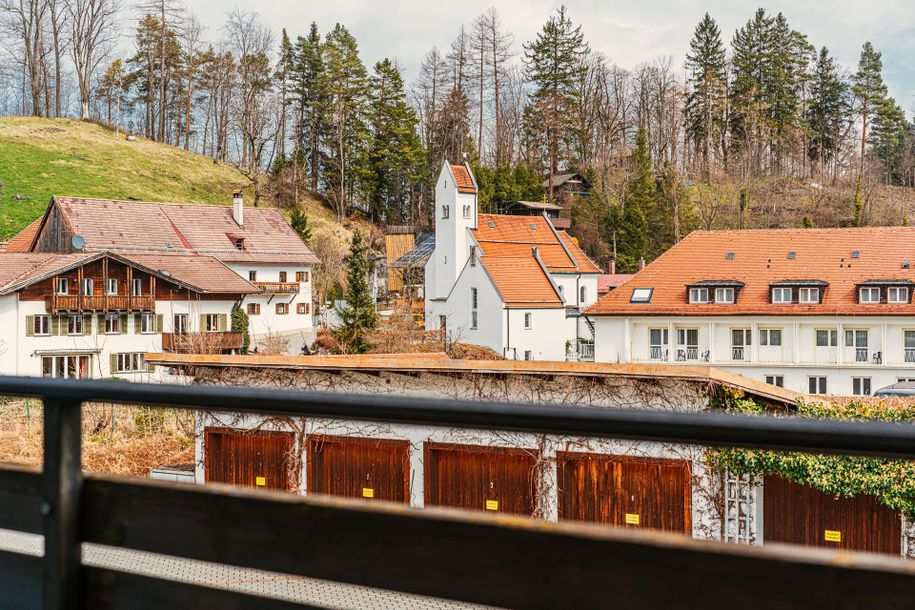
<box><xmin>488</xmin><ymin>220</ymin><xmax>495</xmax><ymax>228</ymax></box>
<box><xmin>630</xmin><ymin>288</ymin><xmax>653</xmax><ymax>303</ymax></box>
<box><xmin>851</xmin><ymin>250</ymin><xmax>860</xmax><ymax>259</ymax></box>
<box><xmin>530</xmin><ymin>223</ymin><xmax>537</xmax><ymax>230</ymax></box>
<box><xmin>787</xmin><ymin>252</ymin><xmax>796</xmax><ymax>260</ymax></box>
<box><xmin>726</xmin><ymin>252</ymin><xmax>735</xmax><ymax>260</ymax></box>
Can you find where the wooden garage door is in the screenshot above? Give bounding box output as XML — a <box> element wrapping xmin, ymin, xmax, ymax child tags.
<box><xmin>557</xmin><ymin>453</ymin><xmax>692</xmax><ymax>534</ymax></box>
<box><xmin>764</xmin><ymin>476</ymin><xmax>900</xmax><ymax>555</ymax></box>
<box><xmin>307</xmin><ymin>435</ymin><xmax>410</xmax><ymax>503</ymax></box>
<box><xmin>424</xmin><ymin>443</ymin><xmax>535</xmax><ymax>516</ymax></box>
<box><xmin>204</xmin><ymin>428</ymin><xmax>295</xmax><ymax>492</ymax></box>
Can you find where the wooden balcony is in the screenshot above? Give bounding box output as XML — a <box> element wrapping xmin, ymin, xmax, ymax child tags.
<box><xmin>48</xmin><ymin>293</ymin><xmax>155</xmax><ymax>313</ymax></box>
<box><xmin>254</xmin><ymin>282</ymin><xmax>300</xmax><ymax>294</ymax></box>
<box><xmin>162</xmin><ymin>332</ymin><xmax>244</xmax><ymax>354</ymax></box>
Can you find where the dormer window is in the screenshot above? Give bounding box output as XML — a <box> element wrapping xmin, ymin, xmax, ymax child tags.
<box><xmin>856</xmin><ymin>281</ymin><xmax>913</xmax><ymax>304</ymax></box>
<box><xmin>772</xmin><ymin>287</ymin><xmax>792</xmax><ymax>303</ymax></box>
<box><xmin>859</xmin><ymin>287</ymin><xmax>880</xmax><ymax>303</ymax></box>
<box><xmin>689</xmin><ymin>287</ymin><xmax>709</xmax><ymax>303</ymax></box>
<box><xmin>234</xmin><ymin>238</ymin><xmax>245</xmax><ymax>251</ymax></box>
<box><xmin>715</xmin><ymin>287</ymin><xmax>735</xmax><ymax>303</ymax></box>
<box><xmin>798</xmin><ymin>287</ymin><xmax>820</xmax><ymax>303</ymax></box>
<box><xmin>888</xmin><ymin>286</ymin><xmax>909</xmax><ymax>303</ymax></box>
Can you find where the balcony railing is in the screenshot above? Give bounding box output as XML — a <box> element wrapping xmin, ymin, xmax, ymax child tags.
<box><xmin>731</xmin><ymin>346</ymin><xmax>746</xmax><ymax>361</ymax></box>
<box><xmin>676</xmin><ymin>347</ymin><xmax>699</xmax><ymax>361</ymax></box>
<box><xmin>162</xmin><ymin>332</ymin><xmax>244</xmax><ymax>353</ymax></box>
<box><xmin>254</xmin><ymin>282</ymin><xmax>300</xmax><ymax>294</ymax></box>
<box><xmin>1</xmin><ymin>378</ymin><xmax>915</xmax><ymax>609</ymax></box>
<box><xmin>906</xmin><ymin>349</ymin><xmax>915</xmax><ymax>363</ymax></box>
<box><xmin>578</xmin><ymin>342</ymin><xmax>595</xmax><ymax>361</ymax></box>
<box><xmin>649</xmin><ymin>346</ymin><xmax>667</xmax><ymax>360</ymax></box>
<box><xmin>48</xmin><ymin>294</ymin><xmax>154</xmax><ymax>313</ymax></box>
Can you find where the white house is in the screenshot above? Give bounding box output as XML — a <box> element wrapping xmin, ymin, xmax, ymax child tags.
<box><xmin>585</xmin><ymin>226</ymin><xmax>915</xmax><ymax>396</ymax></box>
<box><xmin>7</xmin><ymin>193</ymin><xmax>320</xmax><ymax>347</ymax></box>
<box><xmin>424</xmin><ymin>162</ymin><xmax>601</xmax><ymax>361</ymax></box>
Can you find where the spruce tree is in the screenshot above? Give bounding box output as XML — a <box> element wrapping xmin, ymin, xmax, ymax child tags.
<box><xmin>333</xmin><ymin>232</ymin><xmax>378</xmax><ymax>354</ymax></box>
<box><xmin>289</xmin><ymin>205</ymin><xmax>312</xmax><ymax>243</ymax></box>
<box><xmin>291</xmin><ymin>23</ymin><xmax>326</xmax><ymax>190</ymax></box>
<box><xmin>609</xmin><ymin>127</ymin><xmax>653</xmax><ymax>272</ymax></box>
<box><xmin>231</xmin><ymin>303</ymin><xmax>250</xmax><ymax>354</ymax></box>
<box><xmin>852</xmin><ymin>42</ymin><xmax>888</xmax><ymax>176</ymax></box>
<box><xmin>684</xmin><ymin>13</ymin><xmax>727</xmax><ymax>175</ymax></box>
<box><xmin>729</xmin><ymin>8</ymin><xmax>774</xmax><ymax>167</ymax></box>
<box><xmin>806</xmin><ymin>47</ymin><xmax>850</xmax><ymax>177</ymax></box>
<box><xmin>365</xmin><ymin>58</ymin><xmax>424</xmax><ymax>223</ymax></box>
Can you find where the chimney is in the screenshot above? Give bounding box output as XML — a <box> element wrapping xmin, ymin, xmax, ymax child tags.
<box><xmin>608</xmin><ymin>259</ymin><xmax>616</xmax><ymax>275</ymax></box>
<box><xmin>639</xmin><ymin>257</ymin><xmax>646</xmax><ymax>271</ymax></box>
<box><xmin>232</xmin><ymin>189</ymin><xmax>244</xmax><ymax>226</ymax></box>
<box><xmin>532</xmin><ymin>247</ymin><xmax>540</xmax><ymax>258</ymax></box>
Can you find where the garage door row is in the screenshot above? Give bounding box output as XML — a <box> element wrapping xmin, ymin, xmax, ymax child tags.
<box><xmin>204</xmin><ymin>429</ymin><xmax>901</xmax><ymax>555</ymax></box>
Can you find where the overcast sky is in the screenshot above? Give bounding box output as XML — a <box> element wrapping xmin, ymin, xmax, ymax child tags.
<box><xmin>179</xmin><ymin>0</ymin><xmax>915</xmax><ymax>111</ymax></box>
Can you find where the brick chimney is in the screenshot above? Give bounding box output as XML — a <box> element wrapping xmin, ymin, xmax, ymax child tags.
<box><xmin>232</xmin><ymin>189</ymin><xmax>244</xmax><ymax>226</ymax></box>
<box><xmin>608</xmin><ymin>259</ymin><xmax>616</xmax><ymax>274</ymax></box>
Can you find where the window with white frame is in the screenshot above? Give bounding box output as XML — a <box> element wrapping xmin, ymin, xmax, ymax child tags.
<box><xmin>523</xmin><ymin>312</ymin><xmax>532</xmax><ymax>329</ymax></box>
<box><xmin>649</xmin><ymin>328</ymin><xmax>668</xmax><ymax>360</ymax></box>
<box><xmin>441</xmin><ymin>205</ymin><xmax>449</xmax><ymax>219</ymax></box>
<box><xmin>249</xmin><ymin>270</ymin><xmax>257</xmax><ymax>282</ymax></box>
<box><xmin>33</xmin><ymin>315</ymin><xmax>50</xmax><ymax>336</ymax></box>
<box><xmin>42</xmin><ymin>355</ymin><xmax>90</xmax><ymax>379</ymax></box>
<box><xmin>131</xmin><ymin>278</ymin><xmax>142</xmax><ymax>296</ymax></box>
<box><xmin>116</xmin><ymin>353</ymin><xmax>145</xmax><ymax>373</ymax></box>
<box><xmin>67</xmin><ymin>314</ymin><xmax>83</xmax><ymax>336</ymax></box>
<box><xmin>106</xmin><ymin>278</ymin><xmax>118</xmax><ymax>295</ymax></box>
<box><xmin>630</xmin><ymin>288</ymin><xmax>653</xmax><ymax>303</ymax></box>
<box><xmin>852</xmin><ymin>377</ymin><xmax>872</xmax><ymax>396</ymax></box>
<box><xmin>859</xmin><ymin>287</ymin><xmax>880</xmax><ymax>303</ymax></box>
<box><xmin>808</xmin><ymin>376</ymin><xmax>828</xmax><ymax>395</ymax></box>
<box><xmin>759</xmin><ymin>328</ymin><xmax>782</xmax><ymax>347</ymax></box>
<box><xmin>798</xmin><ymin>287</ymin><xmax>820</xmax><ymax>303</ymax></box>
<box><xmin>524</xmin><ymin>350</ymin><xmax>532</xmax><ymax>361</ymax></box>
<box><xmin>815</xmin><ymin>329</ymin><xmax>838</xmax><ymax>347</ymax></box>
<box><xmin>689</xmin><ymin>287</ymin><xmax>709</xmax><ymax>303</ymax></box>
<box><xmin>140</xmin><ymin>312</ymin><xmax>156</xmax><ymax>334</ymax></box>
<box><xmin>205</xmin><ymin>313</ymin><xmax>219</xmax><ymax>332</ymax></box>
<box><xmin>463</xmin><ymin>205</ymin><xmax>470</xmax><ymax>219</ymax></box>
<box><xmin>765</xmin><ymin>375</ymin><xmax>784</xmax><ymax>388</ymax></box>
<box><xmin>173</xmin><ymin>314</ymin><xmax>188</xmax><ymax>334</ymax></box>
<box><xmin>470</xmin><ymin>287</ymin><xmax>478</xmax><ymax>330</ymax></box>
<box><xmin>771</xmin><ymin>287</ymin><xmax>792</xmax><ymax>303</ymax></box>
<box><xmin>57</xmin><ymin>277</ymin><xmax>69</xmax><ymax>295</ymax></box>
<box><xmin>104</xmin><ymin>313</ymin><xmax>120</xmax><ymax>334</ymax></box>
<box><xmin>888</xmin><ymin>286</ymin><xmax>909</xmax><ymax>303</ymax></box>
<box><xmin>81</xmin><ymin>278</ymin><xmax>93</xmax><ymax>296</ymax></box>
<box><xmin>715</xmin><ymin>287</ymin><xmax>735</xmax><ymax>303</ymax></box>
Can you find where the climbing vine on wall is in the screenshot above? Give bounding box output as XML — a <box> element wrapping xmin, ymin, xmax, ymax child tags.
<box><xmin>708</xmin><ymin>388</ymin><xmax>915</xmax><ymax>519</ymax></box>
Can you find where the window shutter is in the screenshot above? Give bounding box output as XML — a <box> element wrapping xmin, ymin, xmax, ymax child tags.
<box><xmin>199</xmin><ymin>314</ymin><xmax>206</xmax><ymax>332</ymax></box>
<box><xmin>120</xmin><ymin>314</ymin><xmax>128</xmax><ymax>335</ymax></box>
<box><xmin>156</xmin><ymin>314</ymin><xmax>163</xmax><ymax>333</ymax></box>
<box><xmin>110</xmin><ymin>353</ymin><xmax>118</xmax><ymax>374</ymax></box>
<box><xmin>54</xmin><ymin>315</ymin><xmax>63</xmax><ymax>336</ymax></box>
<box><xmin>97</xmin><ymin>314</ymin><xmax>105</xmax><ymax>332</ymax></box>
<box><xmin>218</xmin><ymin>313</ymin><xmax>228</xmax><ymax>332</ymax></box>
<box><xmin>134</xmin><ymin>314</ymin><xmax>141</xmax><ymax>334</ymax></box>
<box><xmin>84</xmin><ymin>314</ymin><xmax>92</xmax><ymax>334</ymax></box>
<box><xmin>25</xmin><ymin>315</ymin><xmax>34</xmax><ymax>337</ymax></box>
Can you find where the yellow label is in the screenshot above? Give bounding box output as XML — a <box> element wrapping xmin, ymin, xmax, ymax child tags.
<box><xmin>255</xmin><ymin>476</ymin><xmax>266</xmax><ymax>487</ymax></box>
<box><xmin>362</xmin><ymin>487</ymin><xmax>374</xmax><ymax>499</ymax></box>
<box><xmin>625</xmin><ymin>513</ymin><xmax>640</xmax><ymax>525</ymax></box>
<box><xmin>485</xmin><ymin>500</ymin><xmax>499</xmax><ymax>511</ymax></box>
<box><xmin>824</xmin><ymin>530</ymin><xmax>841</xmax><ymax>543</ymax></box>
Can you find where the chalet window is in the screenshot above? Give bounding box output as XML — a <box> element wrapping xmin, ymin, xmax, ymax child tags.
<box><xmin>33</xmin><ymin>315</ymin><xmax>50</xmax><ymax>336</ymax></box>
<box><xmin>106</xmin><ymin>278</ymin><xmax>118</xmax><ymax>295</ymax></box>
<box><xmin>173</xmin><ymin>314</ymin><xmax>188</xmax><ymax>334</ymax></box>
<box><xmin>771</xmin><ymin>287</ymin><xmax>792</xmax><ymax>303</ymax></box>
<box><xmin>247</xmin><ymin>303</ymin><xmax>261</xmax><ymax>316</ymax></box>
<box><xmin>205</xmin><ymin>313</ymin><xmax>219</xmax><ymax>332</ymax></box>
<box><xmin>798</xmin><ymin>287</ymin><xmax>820</xmax><ymax>304</ymax></box>
<box><xmin>859</xmin><ymin>287</ymin><xmax>880</xmax><ymax>303</ymax></box>
<box><xmin>715</xmin><ymin>287</ymin><xmax>735</xmax><ymax>303</ymax></box>
<box><xmin>140</xmin><ymin>312</ymin><xmax>156</xmax><ymax>334</ymax></box>
<box><xmin>765</xmin><ymin>375</ymin><xmax>784</xmax><ymax>388</ymax></box>
<box><xmin>104</xmin><ymin>313</ymin><xmax>120</xmax><ymax>334</ymax></box>
<box><xmin>57</xmin><ymin>278</ymin><xmax>69</xmax><ymax>295</ymax></box>
<box><xmin>81</xmin><ymin>278</ymin><xmax>94</xmax><ymax>296</ymax></box>
<box><xmin>759</xmin><ymin>328</ymin><xmax>782</xmax><ymax>347</ymax></box>
<box><xmin>279</xmin><ymin>271</ymin><xmax>288</xmax><ymax>283</ymax></box>
<box><xmin>852</xmin><ymin>377</ymin><xmax>872</xmax><ymax>396</ymax></box>
<box><xmin>808</xmin><ymin>376</ymin><xmax>828</xmax><ymax>395</ymax></box>
<box><xmin>67</xmin><ymin>315</ymin><xmax>83</xmax><ymax>336</ymax></box>
<box><xmin>116</xmin><ymin>353</ymin><xmax>145</xmax><ymax>373</ymax></box>
<box><xmin>297</xmin><ymin>303</ymin><xmax>310</xmax><ymax>315</ymax></box>
<box><xmin>815</xmin><ymin>329</ymin><xmax>838</xmax><ymax>347</ymax></box>
<box><xmin>276</xmin><ymin>302</ymin><xmax>289</xmax><ymax>315</ymax></box>
<box><xmin>888</xmin><ymin>287</ymin><xmax>909</xmax><ymax>303</ymax></box>
<box><xmin>523</xmin><ymin>312</ymin><xmax>532</xmax><ymax>330</ymax></box>
<box><xmin>296</xmin><ymin>271</ymin><xmax>308</xmax><ymax>282</ymax></box>
<box><xmin>131</xmin><ymin>278</ymin><xmax>142</xmax><ymax>296</ymax></box>
<box><xmin>42</xmin><ymin>355</ymin><xmax>89</xmax><ymax>379</ymax></box>
<box><xmin>249</xmin><ymin>270</ymin><xmax>257</xmax><ymax>282</ymax></box>
<box><xmin>689</xmin><ymin>287</ymin><xmax>709</xmax><ymax>304</ymax></box>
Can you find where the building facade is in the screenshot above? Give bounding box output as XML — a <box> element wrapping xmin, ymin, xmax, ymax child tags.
<box><xmin>424</xmin><ymin>162</ymin><xmax>601</xmax><ymax>361</ymax></box>
<box><xmin>585</xmin><ymin>227</ymin><xmax>915</xmax><ymax>395</ymax></box>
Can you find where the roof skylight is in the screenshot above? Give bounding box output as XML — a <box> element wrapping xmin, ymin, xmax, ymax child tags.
<box><xmin>630</xmin><ymin>288</ymin><xmax>653</xmax><ymax>303</ymax></box>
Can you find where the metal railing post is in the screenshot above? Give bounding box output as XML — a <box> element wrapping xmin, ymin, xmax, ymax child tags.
<box><xmin>41</xmin><ymin>398</ymin><xmax>82</xmax><ymax>610</ymax></box>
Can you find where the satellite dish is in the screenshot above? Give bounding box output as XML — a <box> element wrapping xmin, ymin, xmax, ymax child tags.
<box><xmin>71</xmin><ymin>235</ymin><xmax>85</xmax><ymax>251</ymax></box>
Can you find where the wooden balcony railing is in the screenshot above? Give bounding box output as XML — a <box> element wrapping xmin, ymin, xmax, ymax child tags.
<box><xmin>162</xmin><ymin>332</ymin><xmax>244</xmax><ymax>354</ymax></box>
<box><xmin>1</xmin><ymin>378</ymin><xmax>915</xmax><ymax>610</ymax></box>
<box><xmin>254</xmin><ymin>282</ymin><xmax>300</xmax><ymax>294</ymax></box>
<box><xmin>48</xmin><ymin>294</ymin><xmax>154</xmax><ymax>313</ymax></box>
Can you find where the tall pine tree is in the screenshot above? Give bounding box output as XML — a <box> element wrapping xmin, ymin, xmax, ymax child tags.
<box><xmin>852</xmin><ymin>42</ymin><xmax>888</xmax><ymax>177</ymax></box>
<box><xmin>806</xmin><ymin>47</ymin><xmax>849</xmax><ymax>180</ymax></box>
<box><xmin>291</xmin><ymin>23</ymin><xmax>326</xmax><ymax>190</ymax></box>
<box><xmin>608</xmin><ymin>127</ymin><xmax>653</xmax><ymax>272</ymax></box>
<box><xmin>684</xmin><ymin>13</ymin><xmax>727</xmax><ymax>176</ymax></box>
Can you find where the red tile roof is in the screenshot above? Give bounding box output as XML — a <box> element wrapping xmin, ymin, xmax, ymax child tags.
<box><xmin>557</xmin><ymin>231</ymin><xmax>601</xmax><ymax>273</ymax></box>
<box><xmin>2</xmin><ymin>219</ymin><xmax>42</xmax><ymax>252</ymax></box>
<box><xmin>117</xmin><ymin>253</ymin><xmax>260</xmax><ymax>294</ymax></box>
<box><xmin>43</xmin><ymin>197</ymin><xmax>319</xmax><ymax>264</ymax></box>
<box><xmin>586</xmin><ymin>226</ymin><xmax>915</xmax><ymax>316</ymax></box>
<box><xmin>0</xmin><ymin>253</ymin><xmax>89</xmax><ymax>291</ymax></box>
<box><xmin>480</xmin><ymin>256</ymin><xmax>563</xmax><ymax>308</ymax></box>
<box><xmin>597</xmin><ymin>274</ymin><xmax>634</xmax><ymax>293</ymax></box>
<box><xmin>450</xmin><ymin>164</ymin><xmax>477</xmax><ymax>193</ymax></box>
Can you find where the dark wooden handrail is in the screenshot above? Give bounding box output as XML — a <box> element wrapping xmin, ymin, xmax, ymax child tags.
<box><xmin>0</xmin><ymin>376</ymin><xmax>913</xmax><ymax>609</ymax></box>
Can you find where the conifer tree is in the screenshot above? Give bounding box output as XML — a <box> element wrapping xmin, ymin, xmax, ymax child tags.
<box><xmin>291</xmin><ymin>23</ymin><xmax>325</xmax><ymax>190</ymax></box>
<box><xmin>608</xmin><ymin>127</ymin><xmax>653</xmax><ymax>272</ymax></box>
<box><xmin>852</xmin><ymin>42</ymin><xmax>888</xmax><ymax>176</ymax></box>
<box><xmin>806</xmin><ymin>47</ymin><xmax>850</xmax><ymax>178</ymax></box>
<box><xmin>684</xmin><ymin>13</ymin><xmax>727</xmax><ymax>175</ymax></box>
<box><xmin>289</xmin><ymin>205</ymin><xmax>312</xmax><ymax>243</ymax></box>
<box><xmin>729</xmin><ymin>8</ymin><xmax>775</xmax><ymax>170</ymax></box>
<box><xmin>333</xmin><ymin>231</ymin><xmax>378</xmax><ymax>354</ymax></box>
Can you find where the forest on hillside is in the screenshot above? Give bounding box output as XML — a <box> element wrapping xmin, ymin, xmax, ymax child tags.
<box><xmin>1</xmin><ymin>2</ymin><xmax>913</xmax><ymax>271</ymax></box>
